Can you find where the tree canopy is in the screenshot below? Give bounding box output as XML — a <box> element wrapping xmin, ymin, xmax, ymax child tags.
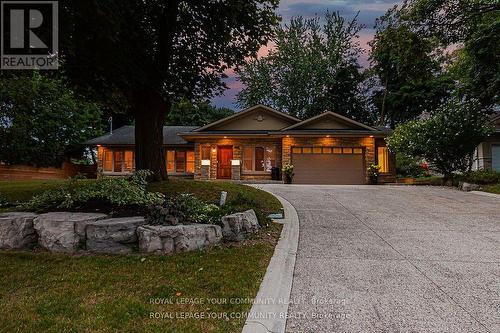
<box><xmin>166</xmin><ymin>99</ymin><xmax>234</xmax><ymax>126</ymax></box>
<box><xmin>0</xmin><ymin>73</ymin><xmax>102</xmax><ymax>168</ymax></box>
<box><xmin>237</xmin><ymin>12</ymin><xmax>374</xmax><ymax>123</ymax></box>
<box><xmin>61</xmin><ymin>0</ymin><xmax>280</xmax><ymax>179</ymax></box>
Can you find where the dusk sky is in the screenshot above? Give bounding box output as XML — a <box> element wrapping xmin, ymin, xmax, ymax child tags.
<box><xmin>211</xmin><ymin>0</ymin><xmax>400</xmax><ymax>109</ymax></box>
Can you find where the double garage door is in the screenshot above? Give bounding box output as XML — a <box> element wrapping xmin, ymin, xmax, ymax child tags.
<box><xmin>291</xmin><ymin>147</ymin><xmax>365</xmax><ymax>185</ymax></box>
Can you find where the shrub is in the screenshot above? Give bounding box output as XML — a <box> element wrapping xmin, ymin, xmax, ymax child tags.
<box><xmin>146</xmin><ymin>194</ymin><xmax>223</xmax><ymax>226</ymax></box>
<box><xmin>0</xmin><ymin>193</ymin><xmax>8</xmax><ymax>208</ymax></box>
<box><xmin>387</xmin><ymin>98</ymin><xmax>493</xmax><ymax>181</ymax></box>
<box><xmin>462</xmin><ymin>170</ymin><xmax>500</xmax><ymax>185</ymax></box>
<box><xmin>21</xmin><ymin>170</ymin><xmax>164</xmax><ymax>214</ymax></box>
<box><xmin>396</xmin><ymin>155</ymin><xmax>430</xmax><ymax>178</ymax></box>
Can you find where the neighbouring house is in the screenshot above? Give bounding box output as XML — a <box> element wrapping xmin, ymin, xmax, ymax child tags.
<box><xmin>85</xmin><ymin>105</ymin><xmax>396</xmax><ymax>184</ymax></box>
<box><xmin>473</xmin><ymin>113</ymin><xmax>500</xmax><ymax>172</ymax></box>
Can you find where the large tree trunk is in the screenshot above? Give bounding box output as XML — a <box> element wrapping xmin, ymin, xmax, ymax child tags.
<box><xmin>130</xmin><ymin>90</ymin><xmax>169</xmax><ymax>181</ymax></box>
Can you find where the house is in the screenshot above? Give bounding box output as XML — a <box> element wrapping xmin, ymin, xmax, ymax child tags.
<box><xmin>473</xmin><ymin>114</ymin><xmax>500</xmax><ymax>171</ymax></box>
<box><xmin>86</xmin><ymin>105</ymin><xmax>396</xmax><ymax>184</ymax></box>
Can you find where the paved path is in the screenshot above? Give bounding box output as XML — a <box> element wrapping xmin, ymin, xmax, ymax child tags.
<box><xmin>256</xmin><ymin>185</ymin><xmax>500</xmax><ymax>333</ymax></box>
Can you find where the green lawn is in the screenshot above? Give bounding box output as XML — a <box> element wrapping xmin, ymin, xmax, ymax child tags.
<box><xmin>0</xmin><ymin>178</ymin><xmax>283</xmax><ymax>332</ymax></box>
<box><xmin>482</xmin><ymin>184</ymin><xmax>500</xmax><ymax>194</ymax></box>
<box><xmin>0</xmin><ymin>179</ymin><xmax>66</xmax><ymax>204</ymax></box>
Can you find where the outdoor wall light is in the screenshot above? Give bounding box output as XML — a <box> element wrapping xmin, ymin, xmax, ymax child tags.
<box><xmin>231</xmin><ymin>160</ymin><xmax>240</xmax><ymax>166</ymax></box>
<box><xmin>201</xmin><ymin>160</ymin><xmax>210</xmax><ymax>166</ymax></box>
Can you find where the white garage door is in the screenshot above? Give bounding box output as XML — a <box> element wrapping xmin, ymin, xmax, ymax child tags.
<box><xmin>492</xmin><ymin>145</ymin><xmax>500</xmax><ymax>171</ymax></box>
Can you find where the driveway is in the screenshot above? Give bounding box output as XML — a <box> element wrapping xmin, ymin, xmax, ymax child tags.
<box><xmin>257</xmin><ymin>185</ymin><xmax>500</xmax><ymax>333</ymax></box>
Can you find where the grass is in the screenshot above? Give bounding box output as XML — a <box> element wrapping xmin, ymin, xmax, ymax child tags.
<box><xmin>0</xmin><ymin>223</ymin><xmax>282</xmax><ymax>333</ymax></box>
<box><xmin>0</xmin><ymin>177</ymin><xmax>284</xmax><ymax>332</ymax></box>
<box><xmin>0</xmin><ymin>179</ymin><xmax>66</xmax><ymax>204</ymax></box>
<box><xmin>482</xmin><ymin>184</ymin><xmax>500</xmax><ymax>194</ymax></box>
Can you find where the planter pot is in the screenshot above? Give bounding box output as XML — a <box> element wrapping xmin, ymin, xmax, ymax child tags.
<box><xmin>368</xmin><ymin>175</ymin><xmax>378</xmax><ymax>185</ymax></box>
<box><xmin>283</xmin><ymin>174</ymin><xmax>293</xmax><ymax>184</ymax></box>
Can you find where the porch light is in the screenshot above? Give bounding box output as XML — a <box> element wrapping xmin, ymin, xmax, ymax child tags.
<box><xmin>224</xmin><ymin>136</ymin><xmax>227</xmax><ymax>139</ymax></box>
<box><xmin>231</xmin><ymin>160</ymin><xmax>240</xmax><ymax>166</ymax></box>
<box><xmin>286</xmin><ymin>135</ymin><xmax>290</xmax><ymax>138</ymax></box>
<box><xmin>201</xmin><ymin>160</ymin><xmax>210</xmax><ymax>166</ymax></box>
<box><xmin>326</xmin><ymin>135</ymin><xmax>330</xmax><ymax>138</ymax></box>
<box><xmin>369</xmin><ymin>135</ymin><xmax>374</xmax><ymax>138</ymax></box>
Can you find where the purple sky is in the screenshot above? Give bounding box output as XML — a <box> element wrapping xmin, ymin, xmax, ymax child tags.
<box><xmin>211</xmin><ymin>0</ymin><xmax>400</xmax><ymax>109</ymax></box>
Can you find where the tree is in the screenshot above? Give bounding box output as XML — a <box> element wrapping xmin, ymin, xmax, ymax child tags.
<box><xmin>237</xmin><ymin>12</ymin><xmax>374</xmax><ymax>122</ymax></box>
<box><xmin>166</xmin><ymin>99</ymin><xmax>234</xmax><ymax>126</ymax></box>
<box><xmin>386</xmin><ymin>98</ymin><xmax>493</xmax><ymax>182</ymax></box>
<box><xmin>0</xmin><ymin>73</ymin><xmax>102</xmax><ymax>167</ymax></box>
<box><xmin>60</xmin><ymin>0</ymin><xmax>279</xmax><ymax>180</ymax></box>
<box><xmin>395</xmin><ymin>0</ymin><xmax>500</xmax><ymax>107</ymax></box>
<box><xmin>369</xmin><ymin>9</ymin><xmax>452</xmax><ymax>126</ymax></box>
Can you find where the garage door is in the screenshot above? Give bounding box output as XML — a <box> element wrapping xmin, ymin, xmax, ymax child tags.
<box><xmin>493</xmin><ymin>145</ymin><xmax>500</xmax><ymax>171</ymax></box>
<box><xmin>291</xmin><ymin>147</ymin><xmax>365</xmax><ymax>184</ymax></box>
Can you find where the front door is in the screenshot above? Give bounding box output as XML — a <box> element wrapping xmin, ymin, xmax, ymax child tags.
<box><xmin>217</xmin><ymin>146</ymin><xmax>233</xmax><ymax>179</ymax></box>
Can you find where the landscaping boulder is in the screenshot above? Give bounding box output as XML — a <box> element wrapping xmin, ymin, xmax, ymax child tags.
<box><xmin>138</xmin><ymin>224</ymin><xmax>222</xmax><ymax>254</ymax></box>
<box><xmin>221</xmin><ymin>209</ymin><xmax>260</xmax><ymax>241</ymax></box>
<box><xmin>0</xmin><ymin>212</ymin><xmax>38</xmax><ymax>249</ymax></box>
<box><xmin>86</xmin><ymin>217</ymin><xmax>146</xmax><ymax>254</ymax></box>
<box><xmin>34</xmin><ymin>212</ymin><xmax>107</xmax><ymax>253</ymax></box>
<box><xmin>459</xmin><ymin>182</ymin><xmax>481</xmax><ymax>192</ymax></box>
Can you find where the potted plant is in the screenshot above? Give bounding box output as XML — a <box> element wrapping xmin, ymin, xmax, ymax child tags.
<box><xmin>282</xmin><ymin>163</ymin><xmax>294</xmax><ymax>184</ymax></box>
<box><xmin>367</xmin><ymin>164</ymin><xmax>381</xmax><ymax>185</ymax></box>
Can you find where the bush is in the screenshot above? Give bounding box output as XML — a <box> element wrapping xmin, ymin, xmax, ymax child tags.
<box><xmin>396</xmin><ymin>155</ymin><xmax>430</xmax><ymax>178</ymax></box>
<box><xmin>387</xmin><ymin>98</ymin><xmax>493</xmax><ymax>181</ymax></box>
<box><xmin>461</xmin><ymin>170</ymin><xmax>500</xmax><ymax>185</ymax></box>
<box><xmin>0</xmin><ymin>193</ymin><xmax>8</xmax><ymax>208</ymax></box>
<box><xmin>21</xmin><ymin>170</ymin><xmax>164</xmax><ymax>214</ymax></box>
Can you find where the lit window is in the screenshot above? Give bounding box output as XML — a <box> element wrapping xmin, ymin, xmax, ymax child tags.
<box><xmin>302</xmin><ymin>147</ymin><xmax>312</xmax><ymax>154</ymax></box>
<box><xmin>103</xmin><ymin>149</ymin><xmax>113</xmax><ymax>172</ymax></box>
<box><xmin>343</xmin><ymin>148</ymin><xmax>353</xmax><ymax>154</ymax></box>
<box><xmin>323</xmin><ymin>147</ymin><xmax>332</xmax><ymax>154</ymax></box>
<box><xmin>124</xmin><ymin>151</ymin><xmax>134</xmax><ymax>172</ymax></box>
<box><xmin>255</xmin><ymin>147</ymin><xmax>264</xmax><ymax>171</ymax></box>
<box><xmin>378</xmin><ymin>147</ymin><xmax>389</xmax><ymax>173</ymax></box>
<box><xmin>186</xmin><ymin>151</ymin><xmax>195</xmax><ymax>173</ymax></box>
<box><xmin>333</xmin><ymin>148</ymin><xmax>342</xmax><ymax>154</ymax></box>
<box><xmin>243</xmin><ymin>147</ymin><xmax>253</xmax><ymax>172</ymax></box>
<box><xmin>353</xmin><ymin>148</ymin><xmax>363</xmax><ymax>154</ymax></box>
<box><xmin>313</xmin><ymin>147</ymin><xmax>322</xmax><ymax>154</ymax></box>
<box><xmin>175</xmin><ymin>151</ymin><xmax>186</xmax><ymax>173</ymax></box>
<box><xmin>166</xmin><ymin>151</ymin><xmax>175</xmax><ymax>172</ymax></box>
<box><xmin>292</xmin><ymin>147</ymin><xmax>302</xmax><ymax>154</ymax></box>
<box><xmin>242</xmin><ymin>146</ymin><xmax>276</xmax><ymax>173</ymax></box>
<box><xmin>113</xmin><ymin>151</ymin><xmax>123</xmax><ymax>172</ymax></box>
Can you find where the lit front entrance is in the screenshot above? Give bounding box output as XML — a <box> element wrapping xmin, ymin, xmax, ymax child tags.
<box><xmin>217</xmin><ymin>146</ymin><xmax>233</xmax><ymax>179</ymax></box>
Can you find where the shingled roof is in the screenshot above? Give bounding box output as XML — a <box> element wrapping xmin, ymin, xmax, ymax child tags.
<box><xmin>85</xmin><ymin>126</ymin><xmax>198</xmax><ymax>145</ymax></box>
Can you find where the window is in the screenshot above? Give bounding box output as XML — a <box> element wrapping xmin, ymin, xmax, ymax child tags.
<box><xmin>353</xmin><ymin>148</ymin><xmax>363</xmax><ymax>154</ymax></box>
<box><xmin>243</xmin><ymin>146</ymin><xmax>276</xmax><ymax>173</ymax></box>
<box><xmin>103</xmin><ymin>149</ymin><xmax>113</xmax><ymax>172</ymax></box>
<box><xmin>186</xmin><ymin>151</ymin><xmax>195</xmax><ymax>173</ymax></box>
<box><xmin>302</xmin><ymin>147</ymin><xmax>312</xmax><ymax>154</ymax></box>
<box><xmin>323</xmin><ymin>147</ymin><xmax>332</xmax><ymax>154</ymax></box>
<box><xmin>113</xmin><ymin>151</ymin><xmax>123</xmax><ymax>172</ymax></box>
<box><xmin>342</xmin><ymin>148</ymin><xmax>353</xmax><ymax>154</ymax></box>
<box><xmin>124</xmin><ymin>151</ymin><xmax>134</xmax><ymax>172</ymax></box>
<box><xmin>378</xmin><ymin>147</ymin><xmax>389</xmax><ymax>173</ymax></box>
<box><xmin>292</xmin><ymin>147</ymin><xmax>302</xmax><ymax>154</ymax></box>
<box><xmin>175</xmin><ymin>151</ymin><xmax>186</xmax><ymax>173</ymax></box>
<box><xmin>166</xmin><ymin>151</ymin><xmax>175</xmax><ymax>172</ymax></box>
<box><xmin>333</xmin><ymin>148</ymin><xmax>342</xmax><ymax>154</ymax></box>
<box><xmin>255</xmin><ymin>147</ymin><xmax>264</xmax><ymax>171</ymax></box>
<box><xmin>313</xmin><ymin>147</ymin><xmax>322</xmax><ymax>154</ymax></box>
<box><xmin>201</xmin><ymin>146</ymin><xmax>211</xmax><ymax>160</ymax></box>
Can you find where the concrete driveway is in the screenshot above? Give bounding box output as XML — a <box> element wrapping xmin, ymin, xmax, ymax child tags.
<box><xmin>257</xmin><ymin>185</ymin><xmax>500</xmax><ymax>333</ymax></box>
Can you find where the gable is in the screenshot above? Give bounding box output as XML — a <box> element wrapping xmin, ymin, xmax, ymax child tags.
<box><xmin>282</xmin><ymin>111</ymin><xmax>376</xmax><ymax>132</ymax></box>
<box><xmin>298</xmin><ymin>114</ymin><xmax>366</xmax><ymax>130</ymax></box>
<box><xmin>195</xmin><ymin>105</ymin><xmax>300</xmax><ymax>132</ymax></box>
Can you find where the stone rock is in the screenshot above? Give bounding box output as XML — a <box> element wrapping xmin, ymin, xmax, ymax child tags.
<box><xmin>221</xmin><ymin>209</ymin><xmax>260</xmax><ymax>242</ymax></box>
<box><xmin>86</xmin><ymin>217</ymin><xmax>146</xmax><ymax>254</ymax></box>
<box><xmin>138</xmin><ymin>224</ymin><xmax>222</xmax><ymax>254</ymax></box>
<box><xmin>0</xmin><ymin>212</ymin><xmax>38</xmax><ymax>249</ymax></box>
<box><xmin>34</xmin><ymin>212</ymin><xmax>107</xmax><ymax>253</ymax></box>
<box><xmin>460</xmin><ymin>182</ymin><xmax>481</xmax><ymax>192</ymax></box>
